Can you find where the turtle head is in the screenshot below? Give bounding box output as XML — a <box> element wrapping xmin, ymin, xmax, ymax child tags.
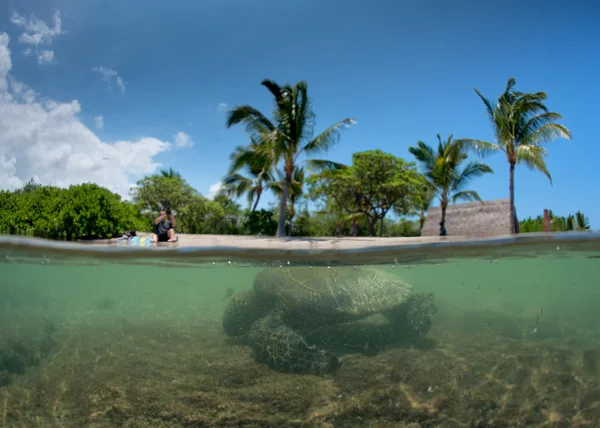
<box><xmin>222</xmin><ymin>290</ymin><xmax>273</xmax><ymax>339</ymax></box>
<box><xmin>405</xmin><ymin>292</ymin><xmax>438</xmax><ymax>337</ymax></box>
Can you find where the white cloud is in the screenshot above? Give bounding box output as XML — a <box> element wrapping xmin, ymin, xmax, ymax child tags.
<box><xmin>11</xmin><ymin>11</ymin><xmax>63</xmax><ymax>64</ymax></box>
<box><xmin>173</xmin><ymin>131</ymin><xmax>193</xmax><ymax>148</ymax></box>
<box><xmin>37</xmin><ymin>50</ymin><xmax>54</xmax><ymax>65</ymax></box>
<box><xmin>0</xmin><ymin>33</ymin><xmax>171</xmax><ymax>200</ymax></box>
<box><xmin>217</xmin><ymin>102</ymin><xmax>228</xmax><ymax>111</ymax></box>
<box><xmin>94</xmin><ymin>115</ymin><xmax>104</xmax><ymax>130</ymax></box>
<box><xmin>208</xmin><ymin>181</ymin><xmax>223</xmax><ymax>199</ymax></box>
<box><xmin>92</xmin><ymin>66</ymin><xmax>127</xmax><ymax>94</ymax></box>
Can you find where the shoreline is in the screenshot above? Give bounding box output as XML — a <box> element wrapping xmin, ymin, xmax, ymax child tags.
<box><xmin>84</xmin><ymin>230</ymin><xmax>597</xmax><ymax>246</ymax></box>
<box><xmin>0</xmin><ymin>232</ymin><xmax>598</xmax><ymax>264</ymax></box>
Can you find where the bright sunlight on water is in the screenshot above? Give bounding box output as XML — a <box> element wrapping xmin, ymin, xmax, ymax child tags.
<box><xmin>1</xmin><ymin>234</ymin><xmax>599</xmax><ymax>427</ymax></box>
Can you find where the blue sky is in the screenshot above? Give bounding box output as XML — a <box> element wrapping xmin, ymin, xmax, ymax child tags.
<box><xmin>1</xmin><ymin>0</ymin><xmax>598</xmax><ymax>227</ymax></box>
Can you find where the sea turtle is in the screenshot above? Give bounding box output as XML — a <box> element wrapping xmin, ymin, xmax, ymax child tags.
<box><xmin>222</xmin><ymin>266</ymin><xmax>438</xmax><ymax>375</ymax></box>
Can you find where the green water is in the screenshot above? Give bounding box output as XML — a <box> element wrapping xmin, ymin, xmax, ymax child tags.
<box><xmin>0</xmin><ymin>235</ymin><xmax>599</xmax><ymax>427</ymax></box>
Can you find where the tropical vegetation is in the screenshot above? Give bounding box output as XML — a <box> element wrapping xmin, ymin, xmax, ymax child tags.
<box><xmin>225</xmin><ymin>79</ymin><xmax>356</xmax><ymax>237</ymax></box>
<box><xmin>456</xmin><ymin>77</ymin><xmax>572</xmax><ymax>234</ymax></box>
<box><xmin>308</xmin><ymin>150</ymin><xmax>427</xmax><ymax>236</ymax></box>
<box><xmin>520</xmin><ymin>210</ymin><xmax>591</xmax><ymax>233</ymax></box>
<box><xmin>0</xmin><ymin>77</ymin><xmax>587</xmax><ymax>241</ymax></box>
<box><xmin>408</xmin><ymin>135</ymin><xmax>494</xmax><ymax>236</ymax></box>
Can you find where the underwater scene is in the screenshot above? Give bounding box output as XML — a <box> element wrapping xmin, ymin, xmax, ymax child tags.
<box><xmin>1</xmin><ymin>235</ymin><xmax>599</xmax><ymax>427</ymax></box>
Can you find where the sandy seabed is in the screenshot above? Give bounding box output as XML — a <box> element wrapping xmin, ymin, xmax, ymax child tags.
<box><xmin>1</xmin><ymin>307</ymin><xmax>599</xmax><ymax>428</ymax></box>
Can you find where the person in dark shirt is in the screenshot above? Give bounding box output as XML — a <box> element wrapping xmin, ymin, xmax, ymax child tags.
<box><xmin>152</xmin><ymin>208</ymin><xmax>177</xmax><ymax>243</ymax></box>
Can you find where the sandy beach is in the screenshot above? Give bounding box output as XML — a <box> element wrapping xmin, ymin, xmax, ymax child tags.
<box><xmin>1</xmin><ymin>231</ymin><xmax>597</xmax><ymax>264</ymax></box>
<box><xmin>86</xmin><ymin>231</ymin><xmax>592</xmax><ymax>250</ymax></box>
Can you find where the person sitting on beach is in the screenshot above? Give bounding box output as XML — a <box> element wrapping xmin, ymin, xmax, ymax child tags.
<box><xmin>152</xmin><ymin>208</ymin><xmax>177</xmax><ymax>243</ymax></box>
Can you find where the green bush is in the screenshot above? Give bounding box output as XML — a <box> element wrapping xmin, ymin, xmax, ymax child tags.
<box><xmin>244</xmin><ymin>209</ymin><xmax>277</xmax><ymax>236</ymax></box>
<box><xmin>0</xmin><ymin>181</ymin><xmax>146</xmax><ymax>240</ymax></box>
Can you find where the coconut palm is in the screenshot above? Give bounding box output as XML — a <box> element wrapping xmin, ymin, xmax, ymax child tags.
<box><xmin>456</xmin><ymin>77</ymin><xmax>572</xmax><ymax>234</ymax></box>
<box><xmin>160</xmin><ymin>168</ymin><xmax>181</xmax><ymax>179</ymax></box>
<box><xmin>575</xmin><ymin>211</ymin><xmax>590</xmax><ymax>231</ymax></box>
<box><xmin>409</xmin><ymin>134</ymin><xmax>493</xmax><ymax>236</ymax></box>
<box><xmin>226</xmin><ymin>79</ymin><xmax>356</xmax><ymax>237</ymax></box>
<box><xmin>222</xmin><ymin>136</ymin><xmax>275</xmax><ymax>211</ymax></box>
<box><xmin>416</xmin><ymin>184</ymin><xmax>436</xmax><ymax>232</ymax></box>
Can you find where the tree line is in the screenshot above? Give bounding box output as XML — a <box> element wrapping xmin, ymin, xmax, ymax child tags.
<box><xmin>221</xmin><ymin>76</ymin><xmax>573</xmax><ymax>237</ymax></box>
<box><xmin>0</xmin><ymin>77</ymin><xmax>589</xmax><ymax>241</ymax></box>
<box><xmin>0</xmin><ymin>165</ymin><xmax>590</xmax><ymax>241</ymax></box>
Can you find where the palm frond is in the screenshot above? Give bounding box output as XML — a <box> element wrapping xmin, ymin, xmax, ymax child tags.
<box><xmin>301</xmin><ymin>118</ymin><xmax>356</xmax><ymax>157</ymax></box>
<box><xmin>452</xmin><ymin>190</ymin><xmax>483</xmax><ymax>204</ymax></box>
<box><xmin>293</xmin><ymin>81</ymin><xmax>311</xmax><ymax>146</ymax></box>
<box><xmin>518</xmin><ymin>112</ymin><xmax>563</xmax><ymax>141</ymax></box>
<box><xmin>261</xmin><ymin>79</ymin><xmax>285</xmax><ymax>103</ymax></box>
<box><xmin>225</xmin><ymin>105</ymin><xmax>275</xmax><ymax>135</ymax></box>
<box><xmin>160</xmin><ymin>168</ymin><xmax>181</xmax><ymax>178</ymax></box>
<box><xmin>304</xmin><ymin>159</ymin><xmax>347</xmax><ymax>173</ymax></box>
<box><xmin>451</xmin><ymin>161</ymin><xmax>494</xmax><ymax>192</ymax></box>
<box><xmin>514</xmin><ymin>145</ymin><xmax>552</xmax><ymax>184</ymax></box>
<box><xmin>408</xmin><ymin>141</ymin><xmax>436</xmax><ymax>168</ymax></box>
<box><xmin>474</xmin><ymin>88</ymin><xmax>496</xmax><ymax>125</ymax></box>
<box><xmin>221</xmin><ymin>174</ymin><xmax>254</xmax><ymax>197</ymax></box>
<box><xmin>521</xmin><ymin>123</ymin><xmax>572</xmax><ymax>146</ymax></box>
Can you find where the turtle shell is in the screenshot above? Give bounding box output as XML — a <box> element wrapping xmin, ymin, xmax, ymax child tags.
<box><xmin>253</xmin><ymin>266</ymin><xmax>412</xmax><ymax>319</ymax></box>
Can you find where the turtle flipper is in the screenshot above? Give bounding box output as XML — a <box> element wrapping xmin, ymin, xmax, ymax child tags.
<box><xmin>223</xmin><ymin>290</ymin><xmax>273</xmax><ymax>338</ymax></box>
<box><xmin>384</xmin><ymin>292</ymin><xmax>438</xmax><ymax>337</ymax></box>
<box><xmin>249</xmin><ymin>310</ymin><xmax>339</xmax><ymax>375</ymax></box>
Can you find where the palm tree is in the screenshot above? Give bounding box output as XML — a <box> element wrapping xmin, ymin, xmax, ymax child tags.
<box><xmin>226</xmin><ymin>79</ymin><xmax>356</xmax><ymax>237</ymax></box>
<box><xmin>160</xmin><ymin>168</ymin><xmax>181</xmax><ymax>179</ymax></box>
<box><xmin>575</xmin><ymin>211</ymin><xmax>590</xmax><ymax>231</ymax></box>
<box><xmin>271</xmin><ymin>167</ymin><xmax>305</xmax><ymax>235</ymax></box>
<box><xmin>456</xmin><ymin>77</ymin><xmax>572</xmax><ymax>234</ymax></box>
<box><xmin>409</xmin><ymin>134</ymin><xmax>493</xmax><ymax>236</ymax></box>
<box><xmin>416</xmin><ymin>184</ymin><xmax>436</xmax><ymax>232</ymax></box>
<box><xmin>222</xmin><ymin>136</ymin><xmax>275</xmax><ymax>211</ymax></box>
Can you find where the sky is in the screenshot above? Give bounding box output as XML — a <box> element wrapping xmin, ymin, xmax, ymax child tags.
<box><xmin>0</xmin><ymin>0</ymin><xmax>598</xmax><ymax>227</ymax></box>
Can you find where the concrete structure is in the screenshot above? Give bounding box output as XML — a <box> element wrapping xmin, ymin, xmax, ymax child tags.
<box><xmin>420</xmin><ymin>198</ymin><xmax>516</xmax><ymax>238</ymax></box>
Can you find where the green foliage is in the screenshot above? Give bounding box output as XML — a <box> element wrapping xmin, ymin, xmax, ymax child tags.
<box><xmin>519</xmin><ymin>210</ymin><xmax>590</xmax><ymax>233</ymax></box>
<box><xmin>221</xmin><ymin>136</ymin><xmax>276</xmax><ymax>211</ymax></box>
<box><xmin>308</xmin><ymin>150</ymin><xmax>425</xmax><ymax>236</ymax></box>
<box><xmin>384</xmin><ymin>219</ymin><xmax>421</xmax><ymax>237</ymax></box>
<box><xmin>132</xmin><ymin>171</ymin><xmax>197</xmax><ymax>214</ymax></box>
<box><xmin>226</xmin><ymin>79</ymin><xmax>355</xmax><ymax>237</ymax></box>
<box><xmin>244</xmin><ymin>209</ymin><xmax>277</xmax><ymax>236</ymax></box>
<box><xmin>0</xmin><ymin>181</ymin><xmax>145</xmax><ymax>240</ymax></box>
<box><xmin>457</xmin><ymin>77</ymin><xmax>571</xmax><ymax>233</ymax></box>
<box><xmin>575</xmin><ymin>211</ymin><xmax>591</xmax><ymax>230</ymax></box>
<box><xmin>409</xmin><ymin>134</ymin><xmax>493</xmax><ymax>236</ymax></box>
<box><xmin>132</xmin><ymin>170</ymin><xmax>243</xmax><ymax>234</ymax></box>
<box><xmin>294</xmin><ymin>203</ymin><xmax>349</xmax><ymax>237</ymax></box>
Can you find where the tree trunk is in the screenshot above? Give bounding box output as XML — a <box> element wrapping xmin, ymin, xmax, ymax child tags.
<box><xmin>251</xmin><ymin>191</ymin><xmax>261</xmax><ymax>212</ymax></box>
<box><xmin>367</xmin><ymin>218</ymin><xmax>377</xmax><ymax>236</ymax></box>
<box><xmin>509</xmin><ymin>162</ymin><xmax>516</xmax><ymax>234</ymax></box>
<box><xmin>440</xmin><ymin>202</ymin><xmax>447</xmax><ymax>236</ymax></box>
<box><xmin>288</xmin><ymin>203</ymin><xmax>295</xmax><ymax>236</ymax></box>
<box><xmin>379</xmin><ymin>217</ymin><xmax>384</xmax><ymax>237</ymax></box>
<box><xmin>275</xmin><ymin>178</ymin><xmax>290</xmax><ymax>237</ymax></box>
